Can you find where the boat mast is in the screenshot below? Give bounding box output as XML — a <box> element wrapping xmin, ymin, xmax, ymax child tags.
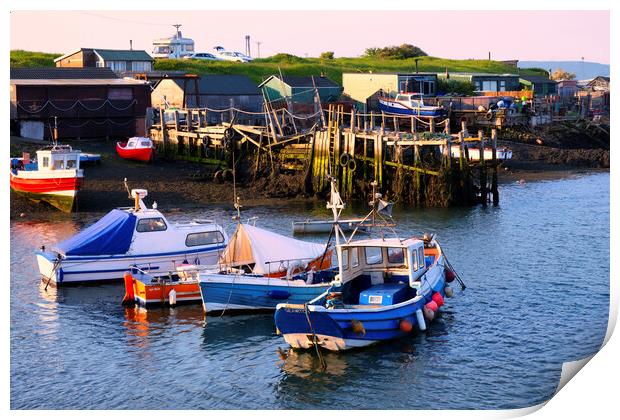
<box><xmin>326</xmin><ymin>175</ymin><xmax>346</xmax><ymax>282</ymax></box>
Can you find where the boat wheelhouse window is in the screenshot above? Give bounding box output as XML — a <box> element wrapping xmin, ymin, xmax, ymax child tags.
<box><xmin>127</xmin><ymin>140</ymin><xmax>135</xmax><ymax>148</ymax></box>
<box><xmin>185</xmin><ymin>231</ymin><xmax>225</xmax><ymax>247</ymax></box>
<box><xmin>136</xmin><ymin>217</ymin><xmax>167</xmax><ymax>232</ymax></box>
<box><xmin>387</xmin><ymin>247</ymin><xmax>405</xmax><ymax>265</ymax></box>
<box><xmin>411</xmin><ymin>249</ymin><xmax>419</xmax><ymax>271</ymax></box>
<box><xmin>351</xmin><ymin>247</ymin><xmax>360</xmax><ymax>268</ymax></box>
<box><xmin>52</xmin><ymin>157</ymin><xmax>64</xmax><ymax>170</ymax></box>
<box><xmin>66</xmin><ymin>158</ymin><xmax>77</xmax><ymax>169</ymax></box>
<box><xmin>140</xmin><ymin>140</ymin><xmax>151</xmax><ymax>147</ymax></box>
<box><xmin>365</xmin><ymin>247</ymin><xmax>383</xmax><ymax>265</ymax></box>
<box><xmin>342</xmin><ymin>249</ymin><xmax>349</xmax><ymax>271</ymax></box>
<box><xmin>42</xmin><ymin>157</ymin><xmax>49</xmax><ymax>168</ymax></box>
<box><xmin>418</xmin><ymin>247</ymin><xmax>425</xmax><ymax>270</ymax></box>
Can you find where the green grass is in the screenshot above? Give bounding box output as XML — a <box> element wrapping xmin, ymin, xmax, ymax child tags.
<box><xmin>10</xmin><ymin>50</ymin><xmax>548</xmax><ymax>83</ymax></box>
<box><xmin>10</xmin><ymin>50</ymin><xmax>59</xmax><ymax>68</ymax></box>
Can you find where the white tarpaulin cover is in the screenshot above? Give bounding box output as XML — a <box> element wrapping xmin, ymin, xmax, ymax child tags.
<box><xmin>220</xmin><ymin>224</ymin><xmax>326</xmax><ymax>275</ymax></box>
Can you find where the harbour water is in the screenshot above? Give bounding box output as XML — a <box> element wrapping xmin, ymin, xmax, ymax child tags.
<box><xmin>10</xmin><ymin>171</ymin><xmax>609</xmax><ymax>409</ymax></box>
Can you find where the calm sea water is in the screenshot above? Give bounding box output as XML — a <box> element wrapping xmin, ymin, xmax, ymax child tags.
<box><xmin>10</xmin><ymin>172</ymin><xmax>609</xmax><ymax>409</ymax></box>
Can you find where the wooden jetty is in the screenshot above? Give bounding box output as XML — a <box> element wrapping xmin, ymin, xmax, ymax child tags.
<box><xmin>146</xmin><ymin>102</ymin><xmax>501</xmax><ymax>207</ymax></box>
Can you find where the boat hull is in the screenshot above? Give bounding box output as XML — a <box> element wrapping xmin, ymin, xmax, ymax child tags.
<box><xmin>378</xmin><ymin>98</ymin><xmax>444</xmax><ymax>117</ymax></box>
<box><xmin>198</xmin><ymin>274</ymin><xmax>330</xmax><ymax>314</ymax></box>
<box><xmin>275</xmin><ymin>263</ymin><xmax>446</xmax><ymax>351</ymax></box>
<box><xmin>116</xmin><ymin>143</ymin><xmax>153</xmax><ymax>162</ymax></box>
<box><xmin>36</xmin><ymin>244</ymin><xmax>225</xmax><ymax>285</ymax></box>
<box><xmin>128</xmin><ymin>273</ymin><xmax>202</xmax><ymax>307</ymax></box>
<box><xmin>10</xmin><ymin>171</ymin><xmax>82</xmax><ymax>212</ymax></box>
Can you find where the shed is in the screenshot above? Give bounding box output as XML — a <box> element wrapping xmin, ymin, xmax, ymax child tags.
<box><xmin>586</xmin><ymin>76</ymin><xmax>610</xmax><ymax>92</ymax></box>
<box><xmin>259</xmin><ymin>75</ymin><xmax>342</xmax><ymax>104</ymax></box>
<box><xmin>440</xmin><ymin>72</ymin><xmax>521</xmax><ymax>93</ymax></box>
<box><xmin>10</xmin><ymin>67</ymin><xmax>151</xmax><ymax>140</ymax></box>
<box><xmin>342</xmin><ymin>72</ymin><xmax>438</xmax><ymax>109</ymax></box>
<box><xmin>55</xmin><ymin>48</ymin><xmax>153</xmax><ymax>72</ymax></box>
<box><xmin>151</xmin><ymin>74</ymin><xmax>263</xmax><ymax>124</ymax></box>
<box><xmin>519</xmin><ymin>76</ymin><xmax>558</xmax><ymax>96</ymax></box>
<box><xmin>556</xmin><ymin>79</ymin><xmax>578</xmax><ymax>98</ymax></box>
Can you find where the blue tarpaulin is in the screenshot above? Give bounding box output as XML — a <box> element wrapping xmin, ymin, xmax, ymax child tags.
<box><xmin>55</xmin><ymin>209</ymin><xmax>137</xmax><ymax>256</ymax></box>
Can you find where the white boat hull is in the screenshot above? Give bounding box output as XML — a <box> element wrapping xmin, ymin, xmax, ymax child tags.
<box><xmin>36</xmin><ymin>246</ymin><xmax>224</xmax><ymax>285</ymax></box>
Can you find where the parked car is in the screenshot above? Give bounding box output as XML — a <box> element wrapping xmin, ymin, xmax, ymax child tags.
<box><xmin>183</xmin><ymin>52</ymin><xmax>220</xmax><ymax>61</ymax></box>
<box><xmin>212</xmin><ymin>46</ymin><xmax>253</xmax><ymax>63</ymax></box>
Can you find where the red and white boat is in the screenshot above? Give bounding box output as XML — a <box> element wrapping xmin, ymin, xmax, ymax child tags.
<box><xmin>116</xmin><ymin>137</ymin><xmax>154</xmax><ymax>162</ymax></box>
<box><xmin>10</xmin><ymin>145</ymin><xmax>84</xmax><ymax>212</ymax></box>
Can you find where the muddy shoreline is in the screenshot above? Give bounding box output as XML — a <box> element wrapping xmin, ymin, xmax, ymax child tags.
<box><xmin>10</xmin><ymin>133</ymin><xmax>609</xmax><ymax>218</ymax></box>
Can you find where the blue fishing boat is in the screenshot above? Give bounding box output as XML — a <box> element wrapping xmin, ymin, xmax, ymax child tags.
<box><xmin>198</xmin><ymin>222</ymin><xmax>335</xmax><ymax>314</ymax></box>
<box><xmin>274</xmin><ymin>178</ymin><xmax>461</xmax><ymax>351</ymax></box>
<box><xmin>378</xmin><ymin>93</ymin><xmax>445</xmax><ymax>117</ymax></box>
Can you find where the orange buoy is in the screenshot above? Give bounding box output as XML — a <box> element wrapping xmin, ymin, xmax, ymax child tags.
<box><xmin>432</xmin><ymin>292</ymin><xmax>445</xmax><ymax>307</ymax></box>
<box><xmin>446</xmin><ymin>269</ymin><xmax>456</xmax><ymax>282</ymax></box>
<box><xmin>425</xmin><ymin>300</ymin><xmax>439</xmax><ymax>313</ymax></box>
<box><xmin>399</xmin><ymin>319</ymin><xmax>413</xmax><ymax>333</ymax></box>
<box><xmin>122</xmin><ymin>272</ymin><xmax>135</xmax><ymax>304</ymax></box>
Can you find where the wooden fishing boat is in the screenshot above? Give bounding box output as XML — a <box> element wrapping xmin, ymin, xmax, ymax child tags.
<box><xmin>378</xmin><ymin>93</ymin><xmax>445</xmax><ymax>117</ymax></box>
<box><xmin>10</xmin><ymin>145</ymin><xmax>84</xmax><ymax>212</ymax></box>
<box><xmin>116</xmin><ymin>137</ymin><xmax>154</xmax><ymax>162</ymax></box>
<box><xmin>197</xmin><ymin>222</ymin><xmax>335</xmax><ymax>314</ymax></box>
<box><xmin>122</xmin><ymin>263</ymin><xmax>205</xmax><ymax>307</ymax></box>
<box><xmin>274</xmin><ymin>178</ymin><xmax>462</xmax><ymax>351</ymax></box>
<box><xmin>36</xmin><ymin>187</ymin><xmax>228</xmax><ymax>286</ymax></box>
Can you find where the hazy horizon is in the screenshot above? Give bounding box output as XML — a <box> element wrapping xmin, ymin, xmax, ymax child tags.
<box><xmin>10</xmin><ymin>10</ymin><xmax>610</xmax><ymax>64</ymax></box>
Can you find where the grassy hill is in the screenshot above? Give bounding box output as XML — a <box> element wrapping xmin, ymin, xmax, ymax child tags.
<box><xmin>10</xmin><ymin>50</ymin><xmax>547</xmax><ymax>84</ymax></box>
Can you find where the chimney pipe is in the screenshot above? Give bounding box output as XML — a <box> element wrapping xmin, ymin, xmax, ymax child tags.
<box><xmin>130</xmin><ymin>40</ymin><xmax>133</xmax><ymax>51</ymax></box>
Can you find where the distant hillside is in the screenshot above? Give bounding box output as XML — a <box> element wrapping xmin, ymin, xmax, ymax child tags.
<box><xmin>518</xmin><ymin>61</ymin><xmax>609</xmax><ymax>80</ymax></box>
<box><xmin>10</xmin><ymin>50</ymin><xmax>546</xmax><ymax>85</ymax></box>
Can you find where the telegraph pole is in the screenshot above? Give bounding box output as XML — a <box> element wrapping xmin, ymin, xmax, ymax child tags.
<box><xmin>255</xmin><ymin>41</ymin><xmax>262</xmax><ymax>58</ymax></box>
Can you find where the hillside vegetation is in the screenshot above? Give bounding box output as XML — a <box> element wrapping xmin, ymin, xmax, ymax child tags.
<box><xmin>10</xmin><ymin>50</ymin><xmax>547</xmax><ymax>84</ymax></box>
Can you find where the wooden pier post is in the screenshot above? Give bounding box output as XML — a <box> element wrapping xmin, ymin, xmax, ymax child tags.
<box><xmin>458</xmin><ymin>131</ymin><xmax>465</xmax><ymax>171</ymax></box>
<box><xmin>350</xmin><ymin>109</ymin><xmax>356</xmax><ymax>133</ymax></box>
<box><xmin>414</xmin><ymin>141</ymin><xmax>421</xmax><ymax>205</ymax></box>
<box><xmin>429</xmin><ymin>118</ymin><xmax>435</xmax><ymax>133</ymax></box>
<box><xmin>491</xmin><ymin>128</ymin><xmax>499</xmax><ymax>206</ymax></box>
<box><xmin>381</xmin><ymin>112</ymin><xmax>385</xmax><ymax>135</ymax></box>
<box><xmin>478</xmin><ymin>129</ymin><xmax>487</xmax><ymax>206</ymax></box>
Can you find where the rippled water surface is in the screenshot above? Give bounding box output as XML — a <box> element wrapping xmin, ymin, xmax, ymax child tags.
<box><xmin>11</xmin><ymin>172</ymin><xmax>609</xmax><ymax>409</ymax></box>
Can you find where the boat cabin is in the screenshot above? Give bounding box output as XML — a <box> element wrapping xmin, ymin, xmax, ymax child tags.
<box><xmin>36</xmin><ymin>146</ymin><xmax>82</xmax><ymax>172</ymax></box>
<box><xmin>327</xmin><ymin>238</ymin><xmax>432</xmax><ymax>307</ymax></box>
<box><xmin>125</xmin><ymin>137</ymin><xmax>153</xmax><ymax>149</ymax></box>
<box><xmin>394</xmin><ymin>93</ymin><xmax>426</xmax><ymax>108</ymax></box>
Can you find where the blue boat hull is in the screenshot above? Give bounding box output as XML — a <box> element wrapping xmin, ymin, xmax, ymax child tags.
<box><xmin>377</xmin><ymin>101</ymin><xmax>445</xmax><ymax>117</ymax></box>
<box><xmin>275</xmin><ymin>273</ymin><xmax>446</xmax><ymax>351</ymax></box>
<box><xmin>198</xmin><ymin>278</ymin><xmax>330</xmax><ymax>314</ymax></box>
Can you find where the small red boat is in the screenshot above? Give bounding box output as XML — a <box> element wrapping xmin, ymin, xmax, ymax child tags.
<box><xmin>116</xmin><ymin>137</ymin><xmax>154</xmax><ymax>162</ymax></box>
<box><xmin>10</xmin><ymin>145</ymin><xmax>84</xmax><ymax>212</ymax></box>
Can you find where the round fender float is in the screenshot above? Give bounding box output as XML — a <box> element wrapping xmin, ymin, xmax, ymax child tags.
<box><xmin>445</xmin><ymin>269</ymin><xmax>456</xmax><ymax>283</ymax></box>
<box><xmin>444</xmin><ymin>286</ymin><xmax>454</xmax><ymax>298</ymax></box>
<box><xmin>432</xmin><ymin>292</ymin><xmax>445</xmax><ymax>307</ymax></box>
<box><xmin>423</xmin><ymin>306</ymin><xmax>435</xmax><ymax>321</ymax></box>
<box><xmin>224</xmin><ymin>127</ymin><xmax>234</xmax><ymax>140</ymax></box>
<box><xmin>399</xmin><ymin>319</ymin><xmax>413</xmax><ymax>333</ymax></box>
<box><xmin>425</xmin><ymin>300</ymin><xmax>439</xmax><ymax>313</ymax></box>
<box><xmin>347</xmin><ymin>158</ymin><xmax>357</xmax><ymax>172</ymax></box>
<box><xmin>351</xmin><ymin>319</ymin><xmax>366</xmax><ymax>337</ymax></box>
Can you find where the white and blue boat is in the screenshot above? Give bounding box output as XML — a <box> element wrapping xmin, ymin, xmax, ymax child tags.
<box><xmin>36</xmin><ymin>188</ymin><xmax>227</xmax><ymax>285</ymax></box>
<box><xmin>198</xmin><ymin>223</ymin><xmax>335</xmax><ymax>314</ymax></box>
<box><xmin>274</xmin><ymin>178</ymin><xmax>460</xmax><ymax>351</ymax></box>
<box><xmin>378</xmin><ymin>93</ymin><xmax>445</xmax><ymax>117</ymax></box>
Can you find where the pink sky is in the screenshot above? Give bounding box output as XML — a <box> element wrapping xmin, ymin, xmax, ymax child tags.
<box><xmin>10</xmin><ymin>10</ymin><xmax>610</xmax><ymax>63</ymax></box>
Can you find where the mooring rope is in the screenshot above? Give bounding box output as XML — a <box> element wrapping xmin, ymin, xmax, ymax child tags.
<box><xmin>304</xmin><ymin>303</ymin><xmax>327</xmax><ymax>371</ymax></box>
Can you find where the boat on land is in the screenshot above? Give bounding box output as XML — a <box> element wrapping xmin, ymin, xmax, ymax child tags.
<box><xmin>79</xmin><ymin>153</ymin><xmax>101</xmax><ymax>165</ymax></box>
<box><xmin>116</xmin><ymin>137</ymin><xmax>154</xmax><ymax>162</ymax></box>
<box><xmin>10</xmin><ymin>145</ymin><xmax>84</xmax><ymax>212</ymax></box>
<box><xmin>36</xmin><ymin>187</ymin><xmax>228</xmax><ymax>286</ymax></box>
<box><xmin>274</xmin><ymin>178</ymin><xmax>461</xmax><ymax>351</ymax></box>
<box><xmin>197</xmin><ymin>222</ymin><xmax>336</xmax><ymax>314</ymax></box>
<box><xmin>378</xmin><ymin>93</ymin><xmax>445</xmax><ymax>117</ymax></box>
<box><xmin>449</xmin><ymin>145</ymin><xmax>512</xmax><ymax>161</ymax></box>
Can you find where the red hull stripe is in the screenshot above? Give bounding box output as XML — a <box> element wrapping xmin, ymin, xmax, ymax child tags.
<box><xmin>10</xmin><ymin>173</ymin><xmax>82</xmax><ymax>194</ymax></box>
